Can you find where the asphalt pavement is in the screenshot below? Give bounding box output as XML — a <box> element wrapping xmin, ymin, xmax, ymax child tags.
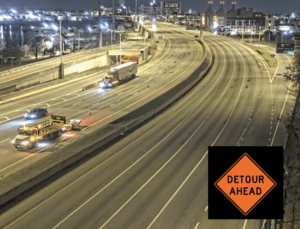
<box><xmin>0</xmin><ymin>24</ymin><xmax>204</xmax><ymax>178</ymax></box>
<box><xmin>0</xmin><ymin>23</ymin><xmax>294</xmax><ymax>229</ymax></box>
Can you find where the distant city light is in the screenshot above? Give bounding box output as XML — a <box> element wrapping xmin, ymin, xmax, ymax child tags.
<box><xmin>51</xmin><ymin>24</ymin><xmax>58</xmax><ymax>31</ymax></box>
<box><xmin>213</xmin><ymin>22</ymin><xmax>218</xmax><ymax>29</ymax></box>
<box><xmin>43</xmin><ymin>23</ymin><xmax>49</xmax><ymax>29</ymax></box>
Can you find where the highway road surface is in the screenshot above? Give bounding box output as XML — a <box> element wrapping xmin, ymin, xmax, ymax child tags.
<box><xmin>0</xmin><ymin>24</ymin><xmax>204</xmax><ymax>178</ymax></box>
<box><xmin>0</xmin><ymin>24</ymin><xmax>293</xmax><ymax>228</ymax></box>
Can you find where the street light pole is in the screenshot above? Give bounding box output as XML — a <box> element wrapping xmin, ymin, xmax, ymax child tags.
<box><xmin>135</xmin><ymin>0</ymin><xmax>138</xmax><ymax>21</ymax></box>
<box><xmin>59</xmin><ymin>20</ymin><xmax>62</xmax><ymax>58</ymax></box>
<box><xmin>78</xmin><ymin>30</ymin><xmax>80</xmax><ymax>51</ymax></box>
<box><xmin>99</xmin><ymin>0</ymin><xmax>102</xmax><ymax>47</ymax></box>
<box><xmin>251</xmin><ymin>25</ymin><xmax>253</xmax><ymax>45</ymax></box>
<box><xmin>112</xmin><ymin>0</ymin><xmax>116</xmax><ymax>41</ymax></box>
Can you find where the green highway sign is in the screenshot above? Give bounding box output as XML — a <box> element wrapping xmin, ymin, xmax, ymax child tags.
<box><xmin>287</xmin><ymin>51</ymin><xmax>294</xmax><ymax>55</ymax></box>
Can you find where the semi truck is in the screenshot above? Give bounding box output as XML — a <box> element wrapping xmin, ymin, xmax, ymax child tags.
<box><xmin>99</xmin><ymin>62</ymin><xmax>138</xmax><ymax>88</ymax></box>
<box><xmin>11</xmin><ymin>115</ymin><xmax>81</xmax><ymax>150</ymax></box>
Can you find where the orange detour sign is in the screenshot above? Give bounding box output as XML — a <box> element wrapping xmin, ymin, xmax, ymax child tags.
<box><xmin>214</xmin><ymin>153</ymin><xmax>276</xmax><ymax>216</ymax></box>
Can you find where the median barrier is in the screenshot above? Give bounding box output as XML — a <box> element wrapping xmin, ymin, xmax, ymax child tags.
<box><xmin>0</xmin><ymin>34</ymin><xmax>213</xmax><ymax>207</ymax></box>
<box><xmin>242</xmin><ymin>43</ymin><xmax>278</xmax><ymax>68</ymax></box>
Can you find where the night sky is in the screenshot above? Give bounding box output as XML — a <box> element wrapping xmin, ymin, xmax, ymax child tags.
<box><xmin>1</xmin><ymin>0</ymin><xmax>299</xmax><ymax>15</ymax></box>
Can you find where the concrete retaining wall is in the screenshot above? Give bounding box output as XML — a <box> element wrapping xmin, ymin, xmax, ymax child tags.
<box><xmin>0</xmin><ymin>39</ymin><xmax>213</xmax><ymax>207</ymax></box>
<box><xmin>64</xmin><ymin>52</ymin><xmax>107</xmax><ymax>76</ymax></box>
<box><xmin>0</xmin><ymin>51</ymin><xmax>108</xmax><ymax>95</ymax></box>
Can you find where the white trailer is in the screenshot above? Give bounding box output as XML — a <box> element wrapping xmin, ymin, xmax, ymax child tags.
<box><xmin>99</xmin><ymin>62</ymin><xmax>138</xmax><ymax>88</ymax></box>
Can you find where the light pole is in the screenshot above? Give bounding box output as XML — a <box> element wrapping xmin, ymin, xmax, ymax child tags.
<box><xmin>78</xmin><ymin>30</ymin><xmax>80</xmax><ymax>51</ymax></box>
<box><xmin>116</xmin><ymin>29</ymin><xmax>124</xmax><ymax>64</ymax></box>
<box><xmin>135</xmin><ymin>0</ymin><xmax>138</xmax><ymax>22</ymax></box>
<box><xmin>123</xmin><ymin>6</ymin><xmax>127</xmax><ymax>16</ymax></box>
<box><xmin>59</xmin><ymin>19</ymin><xmax>64</xmax><ymax>79</ymax></box>
<box><xmin>59</xmin><ymin>20</ymin><xmax>62</xmax><ymax>57</ymax></box>
<box><xmin>112</xmin><ymin>0</ymin><xmax>116</xmax><ymax>42</ymax></box>
<box><xmin>144</xmin><ymin>36</ymin><xmax>146</xmax><ymax>61</ymax></box>
<box><xmin>242</xmin><ymin>20</ymin><xmax>244</xmax><ymax>42</ymax></box>
<box><xmin>251</xmin><ymin>25</ymin><xmax>253</xmax><ymax>45</ymax></box>
<box><xmin>99</xmin><ymin>0</ymin><xmax>102</xmax><ymax>47</ymax></box>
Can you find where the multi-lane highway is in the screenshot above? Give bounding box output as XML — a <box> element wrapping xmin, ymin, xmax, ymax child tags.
<box><xmin>0</xmin><ymin>24</ymin><xmax>205</xmax><ymax>177</ymax></box>
<box><xmin>0</xmin><ymin>23</ymin><xmax>294</xmax><ymax>228</ymax></box>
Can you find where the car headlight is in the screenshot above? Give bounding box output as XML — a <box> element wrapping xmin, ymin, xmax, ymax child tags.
<box><xmin>24</xmin><ymin>114</ymin><xmax>28</xmax><ymax>117</ymax></box>
<box><xmin>30</xmin><ymin>114</ymin><xmax>36</xmax><ymax>118</ymax></box>
<box><xmin>21</xmin><ymin>141</ymin><xmax>29</xmax><ymax>146</ymax></box>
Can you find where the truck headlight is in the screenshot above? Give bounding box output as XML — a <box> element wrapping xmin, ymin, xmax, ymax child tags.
<box><xmin>99</xmin><ymin>82</ymin><xmax>105</xmax><ymax>88</ymax></box>
<box><xmin>11</xmin><ymin>139</ymin><xmax>15</xmax><ymax>144</ymax></box>
<box><xmin>21</xmin><ymin>141</ymin><xmax>29</xmax><ymax>146</ymax></box>
<box><xmin>24</xmin><ymin>114</ymin><xmax>28</xmax><ymax>117</ymax></box>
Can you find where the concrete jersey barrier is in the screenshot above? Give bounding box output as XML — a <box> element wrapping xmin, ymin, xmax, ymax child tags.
<box><xmin>0</xmin><ymin>37</ymin><xmax>213</xmax><ymax>207</ymax></box>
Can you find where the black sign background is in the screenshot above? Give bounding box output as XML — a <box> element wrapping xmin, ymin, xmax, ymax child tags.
<box><xmin>276</xmin><ymin>43</ymin><xmax>294</xmax><ymax>54</ymax></box>
<box><xmin>208</xmin><ymin>146</ymin><xmax>283</xmax><ymax>219</ymax></box>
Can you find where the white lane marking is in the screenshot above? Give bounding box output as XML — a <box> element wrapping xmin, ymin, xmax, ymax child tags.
<box><xmin>0</xmin><ymin>35</ymin><xmax>173</xmax><ymax>124</ymax></box>
<box><xmin>89</xmin><ymin>36</ymin><xmax>204</xmax><ymax>128</ymax></box>
<box><xmin>0</xmin><ymin>154</ymin><xmax>36</xmax><ymax>173</ymax></box>
<box><xmin>147</xmin><ymin>38</ymin><xmax>246</xmax><ymax>229</ymax></box>
<box><xmin>51</xmin><ymin>32</ymin><xmax>206</xmax><ymax>229</ymax></box>
<box><xmin>194</xmin><ymin>222</ymin><xmax>200</xmax><ymax>229</ymax></box>
<box><xmin>204</xmin><ymin>206</ymin><xmax>208</xmax><ymax>212</ymax></box>
<box><xmin>72</xmin><ymin>101</ymin><xmax>81</xmax><ymax>106</ymax></box>
<box><xmin>0</xmin><ymin>117</ymin><xmax>10</xmax><ymax>120</ymax></box>
<box><xmin>0</xmin><ymin>138</ymin><xmax>11</xmax><ymax>144</ymax></box>
<box><xmin>242</xmin><ymin>220</ymin><xmax>248</xmax><ymax>229</ymax></box>
<box><xmin>261</xmin><ymin>219</ymin><xmax>266</xmax><ymax>229</ymax></box>
<box><xmin>5</xmin><ymin>30</ymin><xmax>200</xmax><ymax>229</ymax></box>
<box><xmin>271</xmin><ymin>82</ymin><xmax>292</xmax><ymax>146</ymax></box>
<box><xmin>45</xmin><ymin>103</ymin><xmax>50</xmax><ymax>107</ymax></box>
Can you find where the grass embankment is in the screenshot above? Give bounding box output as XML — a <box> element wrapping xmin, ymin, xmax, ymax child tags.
<box><xmin>244</xmin><ymin>43</ymin><xmax>278</xmax><ymax>68</ymax></box>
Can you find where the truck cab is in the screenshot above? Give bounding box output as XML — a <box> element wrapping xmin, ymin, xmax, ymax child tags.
<box><xmin>12</xmin><ymin>127</ymin><xmax>39</xmax><ymax>149</ymax></box>
<box><xmin>99</xmin><ymin>72</ymin><xmax>117</xmax><ymax>88</ymax></box>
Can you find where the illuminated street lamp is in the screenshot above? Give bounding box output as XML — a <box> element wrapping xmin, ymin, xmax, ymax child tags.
<box><xmin>122</xmin><ymin>6</ymin><xmax>127</xmax><ymax>16</ymax></box>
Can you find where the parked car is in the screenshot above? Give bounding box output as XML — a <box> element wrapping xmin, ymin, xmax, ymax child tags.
<box><xmin>24</xmin><ymin>107</ymin><xmax>48</xmax><ymax>119</ymax></box>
